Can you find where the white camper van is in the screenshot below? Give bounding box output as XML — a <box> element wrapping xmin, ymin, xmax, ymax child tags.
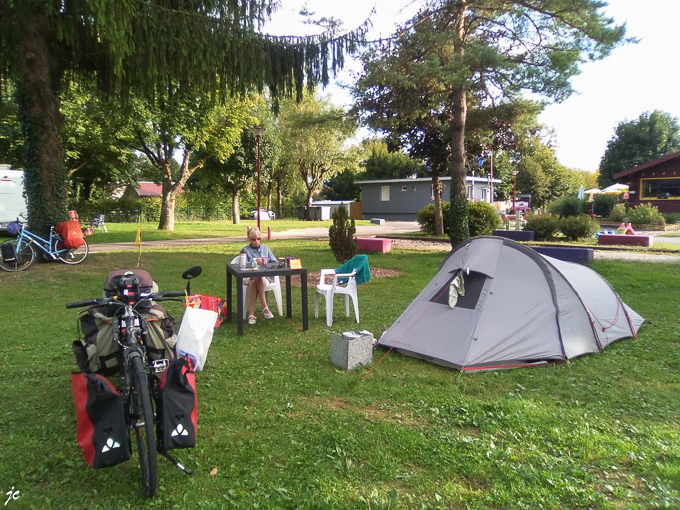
<box><xmin>0</xmin><ymin>165</ymin><xmax>28</xmax><ymax>231</ymax></box>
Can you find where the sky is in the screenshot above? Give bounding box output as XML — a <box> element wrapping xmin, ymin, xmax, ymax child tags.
<box><xmin>263</xmin><ymin>0</ymin><xmax>680</xmax><ymax>172</ymax></box>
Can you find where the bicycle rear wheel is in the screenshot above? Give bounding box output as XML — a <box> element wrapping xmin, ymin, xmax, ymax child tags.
<box><xmin>131</xmin><ymin>354</ymin><xmax>158</xmax><ymax>497</ymax></box>
<box><xmin>56</xmin><ymin>240</ymin><xmax>89</xmax><ymax>264</ymax></box>
<box><xmin>0</xmin><ymin>239</ymin><xmax>36</xmax><ymax>272</ymax></box>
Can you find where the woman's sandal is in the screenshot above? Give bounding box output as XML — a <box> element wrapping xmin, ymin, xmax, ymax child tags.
<box><xmin>262</xmin><ymin>307</ymin><xmax>274</xmax><ymax>319</ymax></box>
<box><xmin>248</xmin><ymin>315</ymin><xmax>257</xmax><ymax>325</ymax></box>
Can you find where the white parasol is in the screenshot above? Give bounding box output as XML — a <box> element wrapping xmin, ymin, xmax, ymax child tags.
<box><xmin>601</xmin><ymin>183</ymin><xmax>629</xmax><ymax>194</ymax></box>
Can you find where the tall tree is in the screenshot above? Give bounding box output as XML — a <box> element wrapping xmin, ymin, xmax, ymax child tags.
<box><xmin>599</xmin><ymin>110</ymin><xmax>680</xmax><ymax>187</ymax></box>
<box><xmin>128</xmin><ymin>88</ymin><xmax>253</xmax><ymax>230</ymax></box>
<box><xmin>354</xmin><ymin>0</ymin><xmax>627</xmax><ymax>245</ymax></box>
<box><xmin>279</xmin><ymin>93</ymin><xmax>356</xmax><ymax>216</ymax></box>
<box><xmin>362</xmin><ymin>140</ymin><xmax>427</xmax><ymax>180</ymax></box>
<box><xmin>0</xmin><ymin>0</ymin><xmax>368</xmax><ymax>232</ymax></box>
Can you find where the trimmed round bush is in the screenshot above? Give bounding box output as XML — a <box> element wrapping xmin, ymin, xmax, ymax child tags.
<box><xmin>468</xmin><ymin>201</ymin><xmax>502</xmax><ymax>237</ymax></box>
<box><xmin>417</xmin><ymin>202</ymin><xmax>451</xmax><ymax>234</ymax></box>
<box><xmin>559</xmin><ymin>196</ymin><xmax>587</xmax><ymax>217</ymax></box>
<box><xmin>592</xmin><ymin>194</ymin><xmax>618</xmax><ymax>217</ymax></box>
<box><xmin>559</xmin><ymin>214</ymin><xmax>600</xmax><ymax>241</ymax></box>
<box><xmin>524</xmin><ymin>213</ymin><xmax>560</xmax><ymax>241</ymax></box>
<box><xmin>608</xmin><ymin>203</ymin><xmax>627</xmax><ymax>223</ymax></box>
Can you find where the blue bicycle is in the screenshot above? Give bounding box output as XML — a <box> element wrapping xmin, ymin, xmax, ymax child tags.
<box><xmin>0</xmin><ymin>220</ymin><xmax>89</xmax><ymax>272</ymax></box>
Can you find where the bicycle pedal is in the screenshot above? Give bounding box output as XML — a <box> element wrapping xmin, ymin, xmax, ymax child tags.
<box><xmin>152</xmin><ymin>359</ymin><xmax>169</xmax><ymax>374</ymax></box>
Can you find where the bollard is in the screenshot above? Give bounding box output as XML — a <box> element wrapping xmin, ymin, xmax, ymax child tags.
<box><xmin>268</xmin><ymin>226</ymin><xmax>271</xmax><ymax>240</ymax></box>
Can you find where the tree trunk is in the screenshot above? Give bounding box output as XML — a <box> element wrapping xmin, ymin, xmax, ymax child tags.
<box><xmin>158</xmin><ymin>184</ymin><xmax>177</xmax><ymax>230</ymax></box>
<box><xmin>277</xmin><ymin>178</ymin><xmax>283</xmax><ymax>219</ymax></box>
<box><xmin>232</xmin><ymin>193</ymin><xmax>240</xmax><ymax>224</ymax></box>
<box><xmin>448</xmin><ymin>0</ymin><xmax>470</xmax><ymax>246</ymax></box>
<box><xmin>18</xmin><ymin>5</ymin><xmax>67</xmax><ymax>235</ymax></box>
<box><xmin>157</xmin><ymin>150</ymin><xmax>201</xmax><ymax>230</ymax></box>
<box><xmin>433</xmin><ymin>174</ymin><xmax>444</xmax><ymax>236</ymax></box>
<box><xmin>305</xmin><ymin>187</ymin><xmax>314</xmax><ymax>220</ymax></box>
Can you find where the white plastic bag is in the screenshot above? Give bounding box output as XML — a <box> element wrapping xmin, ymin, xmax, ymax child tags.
<box><xmin>175</xmin><ymin>307</ymin><xmax>218</xmax><ymax>372</ymax></box>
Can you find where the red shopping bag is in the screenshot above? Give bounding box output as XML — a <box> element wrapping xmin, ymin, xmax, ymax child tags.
<box><xmin>185</xmin><ymin>294</ymin><xmax>227</xmax><ymax>327</ymax></box>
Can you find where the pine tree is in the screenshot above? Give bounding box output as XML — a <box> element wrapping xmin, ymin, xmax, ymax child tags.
<box><xmin>328</xmin><ymin>205</ymin><xmax>357</xmax><ymax>264</ymax></box>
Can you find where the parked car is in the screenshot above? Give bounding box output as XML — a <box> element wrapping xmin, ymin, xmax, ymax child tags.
<box><xmin>250</xmin><ymin>209</ymin><xmax>275</xmax><ymax>221</ymax></box>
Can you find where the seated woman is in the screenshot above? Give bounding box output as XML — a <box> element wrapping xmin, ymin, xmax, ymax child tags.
<box><xmin>241</xmin><ymin>227</ymin><xmax>278</xmax><ymax>325</ymax></box>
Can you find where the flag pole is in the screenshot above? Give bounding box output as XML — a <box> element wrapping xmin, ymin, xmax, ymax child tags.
<box><xmin>135</xmin><ymin>223</ymin><xmax>142</xmax><ymax>267</ymax></box>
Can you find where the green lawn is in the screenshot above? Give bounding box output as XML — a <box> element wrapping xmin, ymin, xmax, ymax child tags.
<box><xmin>83</xmin><ymin>219</ymin><xmax>372</xmax><ymax>245</ymax></box>
<box><xmin>1</xmin><ymin>240</ymin><xmax>679</xmax><ymax>509</ymax></box>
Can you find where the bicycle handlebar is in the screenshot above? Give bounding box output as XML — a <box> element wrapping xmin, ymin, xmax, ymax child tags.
<box><xmin>66</xmin><ymin>298</ymin><xmax>102</xmax><ymax>309</ymax></box>
<box><xmin>66</xmin><ymin>291</ymin><xmax>186</xmax><ymax>309</ymax></box>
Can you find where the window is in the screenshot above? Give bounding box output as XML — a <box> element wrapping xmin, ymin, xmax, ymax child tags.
<box><xmin>401</xmin><ymin>186</ymin><xmax>408</xmax><ymax>192</ymax></box>
<box><xmin>467</xmin><ymin>185</ymin><xmax>473</xmax><ymax>200</ymax></box>
<box><xmin>641</xmin><ymin>178</ymin><xmax>680</xmax><ymax>199</ymax></box>
<box><xmin>381</xmin><ymin>186</ymin><xmax>390</xmax><ymax>201</ymax></box>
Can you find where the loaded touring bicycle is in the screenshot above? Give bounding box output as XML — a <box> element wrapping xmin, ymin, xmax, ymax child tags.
<box><xmin>68</xmin><ymin>267</ymin><xmax>202</xmax><ymax>497</ymax></box>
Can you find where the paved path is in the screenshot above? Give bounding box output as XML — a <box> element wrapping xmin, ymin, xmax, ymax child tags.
<box><xmin>87</xmin><ymin>221</ymin><xmax>680</xmax><ymax>262</ymax></box>
<box><xmin>87</xmin><ymin>221</ymin><xmax>422</xmax><ymax>254</ymax></box>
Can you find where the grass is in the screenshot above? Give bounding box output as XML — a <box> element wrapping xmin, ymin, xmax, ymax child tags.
<box><xmin>81</xmin><ymin>219</ymin><xmax>372</xmax><ymax>245</ymax></box>
<box><xmin>1</xmin><ymin>239</ymin><xmax>680</xmax><ymax>509</ymax></box>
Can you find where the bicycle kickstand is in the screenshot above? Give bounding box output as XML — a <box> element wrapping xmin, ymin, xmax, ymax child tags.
<box><xmin>159</xmin><ymin>451</ymin><xmax>196</xmax><ymax>476</ymax></box>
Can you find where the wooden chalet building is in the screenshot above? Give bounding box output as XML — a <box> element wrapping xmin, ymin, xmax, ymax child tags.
<box><xmin>613</xmin><ymin>150</ymin><xmax>680</xmax><ymax>213</ymax></box>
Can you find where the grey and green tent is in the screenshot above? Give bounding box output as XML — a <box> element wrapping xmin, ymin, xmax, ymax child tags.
<box><xmin>377</xmin><ymin>237</ymin><xmax>644</xmax><ymax>371</ymax></box>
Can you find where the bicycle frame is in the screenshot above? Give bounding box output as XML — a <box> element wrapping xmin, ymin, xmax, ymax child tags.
<box><xmin>67</xmin><ymin>282</ymin><xmax>189</xmax><ymax>497</ymax></box>
<box><xmin>15</xmin><ymin>223</ymin><xmax>70</xmax><ymax>260</ymax></box>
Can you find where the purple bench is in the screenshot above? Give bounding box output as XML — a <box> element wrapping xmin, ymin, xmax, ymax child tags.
<box><xmin>597</xmin><ymin>234</ymin><xmax>653</xmax><ymax>247</ymax></box>
<box><xmin>356</xmin><ymin>237</ymin><xmax>391</xmax><ymax>253</ymax></box>
<box><xmin>532</xmin><ymin>246</ymin><xmax>594</xmax><ymax>264</ymax></box>
<box><xmin>492</xmin><ymin>230</ymin><xmax>536</xmax><ymax>241</ymax></box>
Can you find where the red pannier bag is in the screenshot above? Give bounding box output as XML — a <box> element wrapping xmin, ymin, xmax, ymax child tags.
<box><xmin>56</xmin><ymin>220</ymin><xmax>85</xmax><ymax>249</ymax></box>
<box><xmin>155</xmin><ymin>357</ymin><xmax>197</xmax><ymax>451</ymax></box>
<box><xmin>71</xmin><ymin>372</ymin><xmax>130</xmax><ymax>468</ymax></box>
<box><xmin>185</xmin><ymin>294</ymin><xmax>226</xmax><ymax>327</ymax></box>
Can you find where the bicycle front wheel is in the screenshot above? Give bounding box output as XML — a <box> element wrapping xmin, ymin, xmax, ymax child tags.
<box><xmin>0</xmin><ymin>239</ymin><xmax>36</xmax><ymax>272</ymax></box>
<box><xmin>56</xmin><ymin>240</ymin><xmax>89</xmax><ymax>264</ymax></box>
<box><xmin>131</xmin><ymin>354</ymin><xmax>158</xmax><ymax>497</ymax></box>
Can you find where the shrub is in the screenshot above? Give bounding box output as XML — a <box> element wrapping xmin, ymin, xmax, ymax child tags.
<box><xmin>608</xmin><ymin>203</ymin><xmax>627</xmax><ymax>223</ymax></box>
<box><xmin>627</xmin><ymin>203</ymin><xmax>664</xmax><ymax>225</ymax></box>
<box><xmin>592</xmin><ymin>194</ymin><xmax>618</xmax><ymax>217</ymax></box>
<box><xmin>524</xmin><ymin>214</ymin><xmax>560</xmax><ymax>241</ymax></box>
<box><xmin>328</xmin><ymin>205</ymin><xmax>357</xmax><ymax>264</ymax></box>
<box><xmin>559</xmin><ymin>196</ymin><xmax>586</xmax><ymax>218</ymax></box>
<box><xmin>417</xmin><ymin>202</ymin><xmax>451</xmax><ymax>235</ymax></box>
<box><xmin>468</xmin><ymin>201</ymin><xmax>501</xmax><ymax>237</ymax></box>
<box><xmin>559</xmin><ymin>214</ymin><xmax>600</xmax><ymax>241</ymax></box>
<box><xmin>662</xmin><ymin>213</ymin><xmax>680</xmax><ymax>225</ymax></box>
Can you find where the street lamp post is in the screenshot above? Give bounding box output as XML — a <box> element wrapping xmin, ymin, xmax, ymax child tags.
<box><xmin>250</xmin><ymin>126</ymin><xmax>266</xmax><ymax>230</ymax></box>
<box><xmin>512</xmin><ymin>169</ymin><xmax>519</xmax><ymax>213</ymax></box>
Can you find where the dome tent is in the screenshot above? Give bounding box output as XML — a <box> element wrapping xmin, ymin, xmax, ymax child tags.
<box><xmin>377</xmin><ymin>237</ymin><xmax>644</xmax><ymax>371</ymax></box>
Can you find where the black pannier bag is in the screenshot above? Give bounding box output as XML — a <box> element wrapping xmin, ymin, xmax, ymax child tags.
<box><xmin>71</xmin><ymin>372</ymin><xmax>130</xmax><ymax>468</ymax></box>
<box><xmin>1</xmin><ymin>242</ymin><xmax>17</xmax><ymax>263</ymax></box>
<box><xmin>155</xmin><ymin>357</ymin><xmax>197</xmax><ymax>451</ymax></box>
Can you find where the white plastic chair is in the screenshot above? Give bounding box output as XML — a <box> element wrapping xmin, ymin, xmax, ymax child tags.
<box><xmin>230</xmin><ymin>256</ymin><xmax>283</xmax><ymax>319</ymax></box>
<box><xmin>314</xmin><ymin>268</ymin><xmax>359</xmax><ymax>327</ymax></box>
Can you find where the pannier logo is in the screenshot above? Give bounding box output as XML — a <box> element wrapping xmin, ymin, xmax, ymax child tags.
<box><xmin>171</xmin><ymin>424</ymin><xmax>189</xmax><ymax>437</ymax></box>
<box><xmin>101</xmin><ymin>437</ymin><xmax>122</xmax><ymax>453</ymax></box>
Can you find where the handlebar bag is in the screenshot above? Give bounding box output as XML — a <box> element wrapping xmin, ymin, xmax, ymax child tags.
<box><xmin>103</xmin><ymin>269</ymin><xmax>154</xmax><ymax>295</ymax></box>
<box><xmin>71</xmin><ymin>372</ymin><xmax>130</xmax><ymax>468</ymax></box>
<box><xmin>155</xmin><ymin>358</ymin><xmax>197</xmax><ymax>451</ymax></box>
